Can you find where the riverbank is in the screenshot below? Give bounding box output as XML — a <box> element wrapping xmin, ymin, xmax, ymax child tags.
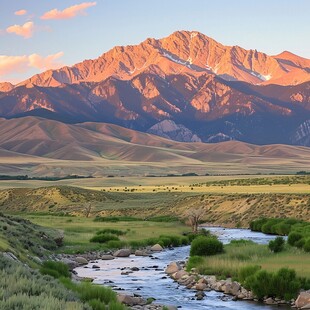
<box><xmin>74</xmin><ymin>227</ymin><xmax>304</xmax><ymax>310</ymax></box>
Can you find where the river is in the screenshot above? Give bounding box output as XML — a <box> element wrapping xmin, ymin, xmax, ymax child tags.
<box><xmin>75</xmin><ymin>227</ymin><xmax>290</xmax><ymax>309</ymax></box>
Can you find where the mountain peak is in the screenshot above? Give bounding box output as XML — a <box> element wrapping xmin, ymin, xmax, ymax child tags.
<box><xmin>9</xmin><ymin>30</ymin><xmax>310</xmax><ymax>89</ymax></box>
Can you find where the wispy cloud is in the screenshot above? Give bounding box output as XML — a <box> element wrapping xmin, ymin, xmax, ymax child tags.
<box><xmin>0</xmin><ymin>52</ymin><xmax>64</xmax><ymax>81</ymax></box>
<box><xmin>41</xmin><ymin>2</ymin><xmax>97</xmax><ymax>20</ymax></box>
<box><xmin>29</xmin><ymin>52</ymin><xmax>64</xmax><ymax>70</ymax></box>
<box><xmin>14</xmin><ymin>9</ymin><xmax>27</xmax><ymax>16</ymax></box>
<box><xmin>6</xmin><ymin>21</ymin><xmax>34</xmax><ymax>39</ymax></box>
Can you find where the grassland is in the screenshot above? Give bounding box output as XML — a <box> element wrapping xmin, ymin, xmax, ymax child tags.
<box><xmin>22</xmin><ymin>215</ymin><xmax>191</xmax><ymax>253</ymax></box>
<box><xmin>188</xmin><ymin>241</ymin><xmax>310</xmax><ymax>279</ymax></box>
<box><xmin>0</xmin><ymin>175</ymin><xmax>309</xmax><ymax>227</ymax></box>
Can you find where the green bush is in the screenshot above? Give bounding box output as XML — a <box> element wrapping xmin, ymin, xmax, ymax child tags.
<box><xmin>244</xmin><ymin>268</ymin><xmax>301</xmax><ymax>301</ymax></box>
<box><xmin>90</xmin><ymin>234</ymin><xmax>120</xmax><ymax>244</ymax></box>
<box><xmin>244</xmin><ymin>270</ymin><xmax>274</xmax><ymax>299</ymax></box>
<box><xmin>288</xmin><ymin>232</ymin><xmax>303</xmax><ymax>246</ymax></box>
<box><xmin>190</xmin><ymin>236</ymin><xmax>223</xmax><ymax>256</ymax></box>
<box><xmin>238</xmin><ymin>265</ymin><xmax>261</xmax><ymax>283</ymax></box>
<box><xmin>40</xmin><ymin>261</ymin><xmax>71</xmax><ymax>279</ymax></box>
<box><xmin>268</xmin><ymin>237</ymin><xmax>285</xmax><ymax>253</ymax></box>
<box><xmin>273</xmin><ymin>268</ymin><xmax>301</xmax><ymax>300</ymax></box>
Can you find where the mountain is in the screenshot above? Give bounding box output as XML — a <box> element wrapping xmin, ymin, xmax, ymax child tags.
<box><xmin>16</xmin><ymin>31</ymin><xmax>310</xmax><ymax>87</ymax></box>
<box><xmin>0</xmin><ymin>31</ymin><xmax>309</xmax><ymax>146</ymax></box>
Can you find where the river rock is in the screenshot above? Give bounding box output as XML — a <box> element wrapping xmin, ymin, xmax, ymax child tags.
<box><xmin>135</xmin><ymin>250</ymin><xmax>148</xmax><ymax>256</ymax></box>
<box><xmin>117</xmin><ymin>293</ymin><xmax>146</xmax><ymax>306</ymax></box>
<box><xmin>195</xmin><ymin>282</ymin><xmax>207</xmax><ymax>291</ymax></box>
<box><xmin>223</xmin><ymin>281</ymin><xmax>241</xmax><ymax>296</ymax></box>
<box><xmin>296</xmin><ymin>292</ymin><xmax>310</xmax><ymax>309</ymax></box>
<box><xmin>165</xmin><ymin>262</ymin><xmax>181</xmax><ymax>274</ymax></box>
<box><xmin>172</xmin><ymin>270</ymin><xmax>188</xmax><ymax>280</ymax></box>
<box><xmin>101</xmin><ymin>254</ymin><xmax>114</xmax><ymax>260</ymax></box>
<box><xmin>75</xmin><ymin>256</ymin><xmax>88</xmax><ymax>264</ymax></box>
<box><xmin>151</xmin><ymin>244</ymin><xmax>163</xmax><ymax>252</ymax></box>
<box><xmin>114</xmin><ymin>249</ymin><xmax>131</xmax><ymax>257</ymax></box>
<box><xmin>265</xmin><ymin>297</ymin><xmax>276</xmax><ymax>305</ymax></box>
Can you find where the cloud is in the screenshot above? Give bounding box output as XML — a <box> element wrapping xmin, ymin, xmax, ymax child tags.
<box><xmin>0</xmin><ymin>52</ymin><xmax>64</xmax><ymax>79</ymax></box>
<box><xmin>28</xmin><ymin>52</ymin><xmax>64</xmax><ymax>70</ymax></box>
<box><xmin>15</xmin><ymin>9</ymin><xmax>27</xmax><ymax>16</ymax></box>
<box><xmin>41</xmin><ymin>2</ymin><xmax>96</xmax><ymax>20</ymax></box>
<box><xmin>6</xmin><ymin>21</ymin><xmax>34</xmax><ymax>38</ymax></box>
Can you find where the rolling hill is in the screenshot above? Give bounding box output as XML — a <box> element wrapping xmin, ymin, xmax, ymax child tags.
<box><xmin>0</xmin><ymin>116</ymin><xmax>309</xmax><ymax>176</ymax></box>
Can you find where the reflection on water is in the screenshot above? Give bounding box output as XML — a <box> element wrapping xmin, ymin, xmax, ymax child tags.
<box><xmin>75</xmin><ymin>227</ymin><xmax>290</xmax><ymax>310</ymax></box>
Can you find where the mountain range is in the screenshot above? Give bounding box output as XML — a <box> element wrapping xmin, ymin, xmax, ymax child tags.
<box><xmin>0</xmin><ymin>30</ymin><xmax>309</xmax><ymax>146</ymax></box>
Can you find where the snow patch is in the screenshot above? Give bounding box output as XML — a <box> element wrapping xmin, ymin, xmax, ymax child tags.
<box><xmin>250</xmin><ymin>71</ymin><xmax>272</xmax><ymax>81</ymax></box>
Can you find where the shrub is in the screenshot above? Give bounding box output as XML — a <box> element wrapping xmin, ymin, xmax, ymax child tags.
<box><xmin>40</xmin><ymin>261</ymin><xmax>71</xmax><ymax>279</ymax></box>
<box><xmin>268</xmin><ymin>237</ymin><xmax>285</xmax><ymax>253</ymax></box>
<box><xmin>90</xmin><ymin>234</ymin><xmax>120</xmax><ymax>244</ymax></box>
<box><xmin>244</xmin><ymin>270</ymin><xmax>274</xmax><ymax>299</ymax></box>
<box><xmin>77</xmin><ymin>282</ymin><xmax>117</xmax><ymax>305</ymax></box>
<box><xmin>288</xmin><ymin>232</ymin><xmax>303</xmax><ymax>246</ymax></box>
<box><xmin>244</xmin><ymin>268</ymin><xmax>301</xmax><ymax>301</ymax></box>
<box><xmin>273</xmin><ymin>268</ymin><xmax>301</xmax><ymax>300</ymax></box>
<box><xmin>190</xmin><ymin>236</ymin><xmax>223</xmax><ymax>256</ymax></box>
<box><xmin>238</xmin><ymin>265</ymin><xmax>261</xmax><ymax>283</ymax></box>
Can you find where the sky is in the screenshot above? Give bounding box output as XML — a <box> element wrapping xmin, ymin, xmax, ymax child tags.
<box><xmin>0</xmin><ymin>0</ymin><xmax>309</xmax><ymax>83</ymax></box>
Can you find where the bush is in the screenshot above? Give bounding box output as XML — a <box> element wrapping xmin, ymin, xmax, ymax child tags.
<box><xmin>244</xmin><ymin>268</ymin><xmax>301</xmax><ymax>301</ymax></box>
<box><xmin>268</xmin><ymin>237</ymin><xmax>285</xmax><ymax>253</ymax></box>
<box><xmin>90</xmin><ymin>234</ymin><xmax>120</xmax><ymax>244</ymax></box>
<box><xmin>244</xmin><ymin>270</ymin><xmax>274</xmax><ymax>299</ymax></box>
<box><xmin>238</xmin><ymin>265</ymin><xmax>261</xmax><ymax>283</ymax></box>
<box><xmin>40</xmin><ymin>261</ymin><xmax>71</xmax><ymax>279</ymax></box>
<box><xmin>273</xmin><ymin>268</ymin><xmax>301</xmax><ymax>300</ymax></box>
<box><xmin>288</xmin><ymin>232</ymin><xmax>303</xmax><ymax>246</ymax></box>
<box><xmin>190</xmin><ymin>236</ymin><xmax>223</xmax><ymax>256</ymax></box>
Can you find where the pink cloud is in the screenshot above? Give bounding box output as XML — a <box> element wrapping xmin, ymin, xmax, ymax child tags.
<box><xmin>15</xmin><ymin>9</ymin><xmax>27</xmax><ymax>16</ymax></box>
<box><xmin>0</xmin><ymin>52</ymin><xmax>64</xmax><ymax>80</ymax></box>
<box><xmin>0</xmin><ymin>55</ymin><xmax>29</xmax><ymax>75</ymax></box>
<box><xmin>41</xmin><ymin>2</ymin><xmax>96</xmax><ymax>20</ymax></box>
<box><xmin>6</xmin><ymin>21</ymin><xmax>34</xmax><ymax>39</ymax></box>
<box><xmin>28</xmin><ymin>52</ymin><xmax>64</xmax><ymax>70</ymax></box>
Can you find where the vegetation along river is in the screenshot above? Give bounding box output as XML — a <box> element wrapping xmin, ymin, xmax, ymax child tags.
<box><xmin>75</xmin><ymin>227</ymin><xmax>290</xmax><ymax>309</ymax></box>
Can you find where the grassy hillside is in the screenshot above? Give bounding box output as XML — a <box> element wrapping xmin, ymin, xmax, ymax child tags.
<box><xmin>0</xmin><ymin>212</ymin><xmax>63</xmax><ymax>265</ymax></box>
<box><xmin>1</xmin><ymin>175</ymin><xmax>309</xmax><ymax>227</ymax></box>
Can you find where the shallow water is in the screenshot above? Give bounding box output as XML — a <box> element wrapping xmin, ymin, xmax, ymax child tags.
<box><xmin>75</xmin><ymin>227</ymin><xmax>290</xmax><ymax>309</ymax></box>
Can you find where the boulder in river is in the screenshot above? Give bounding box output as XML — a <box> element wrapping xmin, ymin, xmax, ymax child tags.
<box><xmin>74</xmin><ymin>256</ymin><xmax>88</xmax><ymax>265</ymax></box>
<box><xmin>101</xmin><ymin>254</ymin><xmax>114</xmax><ymax>260</ymax></box>
<box><xmin>117</xmin><ymin>293</ymin><xmax>145</xmax><ymax>306</ymax></box>
<box><xmin>150</xmin><ymin>244</ymin><xmax>163</xmax><ymax>252</ymax></box>
<box><xmin>113</xmin><ymin>249</ymin><xmax>131</xmax><ymax>257</ymax></box>
<box><xmin>165</xmin><ymin>261</ymin><xmax>181</xmax><ymax>274</ymax></box>
<box><xmin>135</xmin><ymin>250</ymin><xmax>148</xmax><ymax>256</ymax></box>
<box><xmin>295</xmin><ymin>291</ymin><xmax>310</xmax><ymax>309</ymax></box>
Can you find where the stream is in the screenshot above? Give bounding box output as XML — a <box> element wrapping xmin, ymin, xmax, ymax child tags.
<box><xmin>75</xmin><ymin>227</ymin><xmax>290</xmax><ymax>309</ymax></box>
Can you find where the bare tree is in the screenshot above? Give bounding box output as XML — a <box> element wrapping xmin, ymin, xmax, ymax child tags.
<box><xmin>84</xmin><ymin>203</ymin><xmax>92</xmax><ymax>218</ymax></box>
<box><xmin>185</xmin><ymin>207</ymin><xmax>206</xmax><ymax>233</ymax></box>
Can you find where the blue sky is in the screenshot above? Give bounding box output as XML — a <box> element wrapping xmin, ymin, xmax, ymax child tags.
<box><xmin>1</xmin><ymin>0</ymin><xmax>309</xmax><ymax>83</ymax></box>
